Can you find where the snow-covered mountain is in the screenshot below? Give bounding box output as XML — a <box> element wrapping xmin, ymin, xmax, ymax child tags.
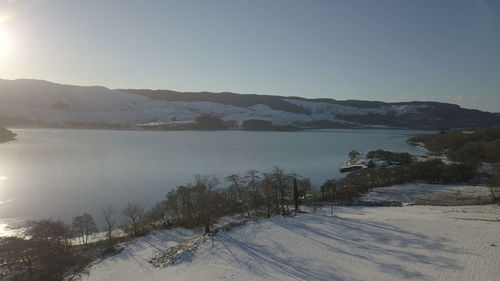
<box><xmin>0</xmin><ymin>79</ymin><xmax>499</xmax><ymax>129</ymax></box>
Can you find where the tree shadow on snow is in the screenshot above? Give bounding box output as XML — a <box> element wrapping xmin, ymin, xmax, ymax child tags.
<box><xmin>214</xmin><ymin>214</ymin><xmax>468</xmax><ymax>280</ymax></box>
<box><xmin>217</xmin><ymin>234</ymin><xmax>345</xmax><ymax>281</ymax></box>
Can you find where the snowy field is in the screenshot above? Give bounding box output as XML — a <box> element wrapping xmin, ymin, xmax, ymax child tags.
<box><xmin>84</xmin><ymin>204</ymin><xmax>500</xmax><ymax>281</ymax></box>
<box><xmin>360</xmin><ymin>183</ymin><xmax>495</xmax><ymax>205</ymax></box>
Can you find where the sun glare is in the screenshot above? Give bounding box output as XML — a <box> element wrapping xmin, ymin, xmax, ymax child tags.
<box><xmin>0</xmin><ymin>23</ymin><xmax>12</xmax><ymax>60</ymax></box>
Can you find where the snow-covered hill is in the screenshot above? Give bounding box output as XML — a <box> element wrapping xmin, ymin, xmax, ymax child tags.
<box><xmin>0</xmin><ymin>79</ymin><xmax>197</xmax><ymax>125</ymax></box>
<box><xmin>83</xmin><ymin>204</ymin><xmax>500</xmax><ymax>281</ymax></box>
<box><xmin>0</xmin><ymin>79</ymin><xmax>341</xmax><ymax>126</ymax></box>
<box><xmin>1</xmin><ymin>79</ymin><xmax>499</xmax><ymax>129</ymax></box>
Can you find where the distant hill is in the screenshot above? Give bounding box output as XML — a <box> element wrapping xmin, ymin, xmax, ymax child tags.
<box><xmin>122</xmin><ymin>89</ymin><xmax>311</xmax><ymax>115</ymax></box>
<box><xmin>0</xmin><ymin>78</ymin><xmax>499</xmax><ymax>130</ymax></box>
<box><xmin>123</xmin><ymin>89</ymin><xmax>500</xmax><ymax>129</ymax></box>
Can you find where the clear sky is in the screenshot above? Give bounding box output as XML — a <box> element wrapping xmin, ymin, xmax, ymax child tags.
<box><xmin>0</xmin><ymin>0</ymin><xmax>499</xmax><ymax>112</ymax></box>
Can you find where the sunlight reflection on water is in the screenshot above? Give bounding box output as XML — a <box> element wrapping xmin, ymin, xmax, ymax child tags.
<box><xmin>0</xmin><ymin>218</ymin><xmax>26</xmax><ymax>237</ymax></box>
<box><xmin>0</xmin><ymin>198</ymin><xmax>14</xmax><ymax>205</ymax></box>
<box><xmin>0</xmin><ymin>222</ymin><xmax>17</xmax><ymax>237</ymax></box>
<box><xmin>0</xmin><ymin>223</ymin><xmax>9</xmax><ymax>236</ymax></box>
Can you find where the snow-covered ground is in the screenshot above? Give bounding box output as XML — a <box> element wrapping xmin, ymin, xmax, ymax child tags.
<box><xmin>360</xmin><ymin>183</ymin><xmax>495</xmax><ymax>205</ymax></box>
<box><xmin>284</xmin><ymin>98</ymin><xmax>427</xmax><ymax>117</ymax></box>
<box><xmin>84</xmin><ymin>204</ymin><xmax>500</xmax><ymax>281</ymax></box>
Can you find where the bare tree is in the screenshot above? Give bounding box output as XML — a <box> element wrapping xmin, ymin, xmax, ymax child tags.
<box><xmin>259</xmin><ymin>174</ymin><xmax>278</xmax><ymax>218</ymax></box>
<box><xmin>321</xmin><ymin>180</ymin><xmax>338</xmax><ymax>215</ymax></box>
<box><xmin>489</xmin><ymin>166</ymin><xmax>500</xmax><ymax>203</ymax></box>
<box><xmin>225</xmin><ymin>174</ymin><xmax>251</xmax><ymax>218</ymax></box>
<box><xmin>72</xmin><ymin>213</ymin><xmax>98</xmax><ymax>245</ymax></box>
<box><xmin>269</xmin><ymin>167</ymin><xmax>291</xmax><ymax>216</ymax></box>
<box><xmin>143</xmin><ymin>201</ymin><xmax>167</xmax><ymax>230</ymax></box>
<box><xmin>22</xmin><ymin>219</ymin><xmax>90</xmax><ymax>281</ymax></box>
<box><xmin>102</xmin><ymin>205</ymin><xmax>115</xmax><ymax>240</ymax></box>
<box><xmin>122</xmin><ymin>202</ymin><xmax>145</xmax><ymax>236</ymax></box>
<box><xmin>245</xmin><ymin>169</ymin><xmax>261</xmax><ymax>216</ymax></box>
<box><xmin>292</xmin><ymin>175</ymin><xmax>299</xmax><ymax>212</ymax></box>
<box><xmin>194</xmin><ymin>175</ymin><xmax>219</xmax><ymax>233</ymax></box>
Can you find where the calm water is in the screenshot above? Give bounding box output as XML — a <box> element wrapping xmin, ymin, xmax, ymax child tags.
<box><xmin>0</xmin><ymin>128</ymin><xmax>432</xmax><ymax>232</ymax></box>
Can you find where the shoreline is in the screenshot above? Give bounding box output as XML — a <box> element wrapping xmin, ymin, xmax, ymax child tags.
<box><xmin>5</xmin><ymin>124</ymin><xmax>436</xmax><ymax>133</ymax></box>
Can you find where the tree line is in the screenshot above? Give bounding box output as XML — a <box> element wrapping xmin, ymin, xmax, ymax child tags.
<box><xmin>0</xmin><ymin>167</ymin><xmax>312</xmax><ymax>281</ymax></box>
<box><xmin>320</xmin><ymin>159</ymin><xmax>477</xmax><ymax>204</ymax></box>
<box><xmin>139</xmin><ymin>169</ymin><xmax>312</xmax><ymax>235</ymax></box>
<box><xmin>409</xmin><ymin>125</ymin><xmax>500</xmax><ymax>166</ymax></box>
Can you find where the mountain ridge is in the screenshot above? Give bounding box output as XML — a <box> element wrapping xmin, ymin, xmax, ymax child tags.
<box><xmin>123</xmin><ymin>88</ymin><xmax>497</xmax><ymax>113</ymax></box>
<box><xmin>1</xmin><ymin>78</ymin><xmax>499</xmax><ymax>130</ymax></box>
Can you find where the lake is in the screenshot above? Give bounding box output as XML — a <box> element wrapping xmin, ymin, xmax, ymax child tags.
<box><xmin>0</xmin><ymin>128</ymin><xmax>432</xmax><ymax>233</ymax></box>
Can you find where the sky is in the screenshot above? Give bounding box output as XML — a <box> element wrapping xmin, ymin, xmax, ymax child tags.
<box><xmin>0</xmin><ymin>0</ymin><xmax>499</xmax><ymax>112</ymax></box>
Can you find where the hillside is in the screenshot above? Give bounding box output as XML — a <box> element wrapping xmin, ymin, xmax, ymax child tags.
<box><xmin>125</xmin><ymin>89</ymin><xmax>500</xmax><ymax>129</ymax></box>
<box><xmin>1</xmin><ymin>79</ymin><xmax>499</xmax><ymax>130</ymax></box>
<box><xmin>409</xmin><ymin>125</ymin><xmax>500</xmax><ymax>165</ymax></box>
<box><xmin>83</xmin><ymin>205</ymin><xmax>500</xmax><ymax>281</ymax></box>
